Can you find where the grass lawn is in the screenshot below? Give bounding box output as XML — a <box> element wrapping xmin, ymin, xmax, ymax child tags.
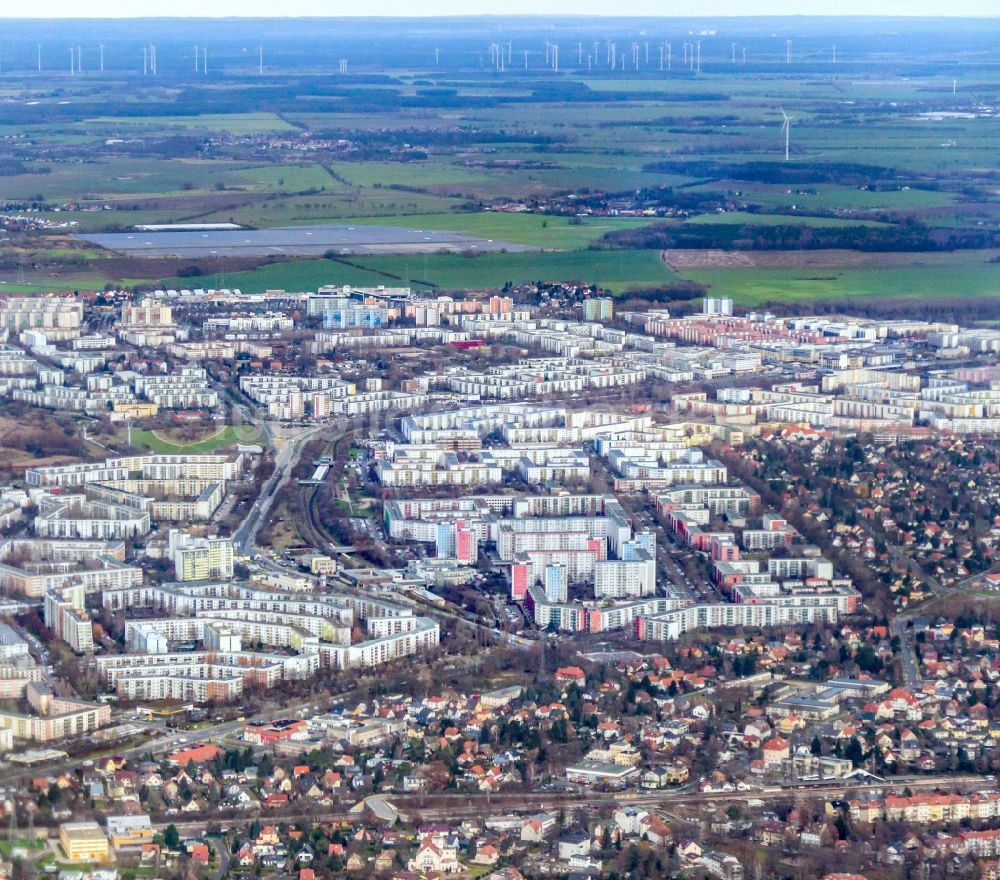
<box><xmin>328</xmin><ymin>160</ymin><xmax>490</xmax><ymax>188</ymax></box>
<box><xmin>0</xmin><ymin>157</ymin><xmax>258</xmax><ymax>201</ymax></box>
<box><xmin>685</xmin><ymin>211</ymin><xmax>892</xmax><ymax>228</ymax></box>
<box><xmin>180</xmin><ymin>248</ymin><xmax>676</xmax><ymax>294</ymax></box>
<box><xmin>130</xmin><ymin>425</ymin><xmax>257</xmax><ymax>453</ymax></box>
<box><xmin>0</xmin><ymin>278</ymin><xmax>144</xmax><ymax>294</ymax></box>
<box><xmin>224</xmin><ymin>163</ymin><xmax>342</xmax><ymax>194</ymax></box>
<box><xmin>748</xmin><ymin>185</ymin><xmax>958</xmax><ymax>212</ymax></box>
<box><xmin>196</xmin><ymin>190</ymin><xmax>466</xmax><ymax>227</ymax></box>
<box><xmin>0</xmin><ymin>839</ymin><xmax>46</xmax><ymax>857</ymax></box>
<box><xmin>348</xmin><ymin>212</ymin><xmax>656</xmax><ymax>249</ymax></box>
<box><xmin>685</xmin><ymin>261</ymin><xmax>1000</xmax><ymax>305</ymax></box>
<box><xmin>120</xmin><ymin>867</ymin><xmax>158</xmax><ymax>879</ymax></box>
<box><xmin>85</xmin><ymin>112</ymin><xmax>299</xmax><ymax>135</ymax></box>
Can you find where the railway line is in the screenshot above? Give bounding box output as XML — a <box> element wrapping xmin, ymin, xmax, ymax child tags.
<box><xmin>148</xmin><ymin>773</ymin><xmax>994</xmax><ymax>835</ymax></box>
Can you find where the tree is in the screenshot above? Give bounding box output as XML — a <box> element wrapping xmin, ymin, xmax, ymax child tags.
<box><xmin>844</xmin><ymin>737</ymin><xmax>865</xmax><ymax>768</ymax></box>
<box><xmin>164</xmin><ymin>824</ymin><xmax>180</xmax><ymax>850</ymax></box>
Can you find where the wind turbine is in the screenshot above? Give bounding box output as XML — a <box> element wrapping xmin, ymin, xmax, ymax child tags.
<box><xmin>786</xmin><ymin>39</ymin><xmax>792</xmax><ymax>63</ymax></box>
<box><xmin>780</xmin><ymin>108</ymin><xmax>794</xmax><ymax>161</ymax></box>
<box><xmin>37</xmin><ymin>43</ymin><xmax>42</xmax><ymax>72</ymax></box>
<box><xmin>99</xmin><ymin>43</ymin><xmax>104</xmax><ymax>73</ymax></box>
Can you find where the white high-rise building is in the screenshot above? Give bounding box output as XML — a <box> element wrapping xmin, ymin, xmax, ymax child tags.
<box><xmin>310</xmin><ymin>392</ymin><xmax>332</xmax><ymax>419</ymax></box>
<box><xmin>543</xmin><ymin>563</ymin><xmax>568</xmax><ymax>602</ymax></box>
<box><xmin>702</xmin><ymin>297</ymin><xmax>734</xmax><ymax>317</ymax></box>
<box><xmin>169</xmin><ymin>531</ymin><xmax>234</xmax><ymax>582</ymax></box>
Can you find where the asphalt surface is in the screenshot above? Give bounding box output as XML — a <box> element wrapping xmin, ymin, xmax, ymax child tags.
<box><xmin>79</xmin><ymin>224</ymin><xmax>534</xmax><ymax>257</ymax></box>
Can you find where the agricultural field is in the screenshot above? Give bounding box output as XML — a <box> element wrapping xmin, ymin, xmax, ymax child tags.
<box><xmin>0</xmin><ymin>17</ymin><xmax>999</xmax><ymax>306</ymax></box>
<box><xmin>84</xmin><ymin>112</ymin><xmax>299</xmax><ymax>135</ymax></box>
<box><xmin>347</xmin><ymin>212</ymin><xmax>657</xmax><ymax>249</ymax></box>
<box><xmin>686</xmin><ymin>260</ymin><xmax>1000</xmax><ymax>305</ymax></box>
<box><xmin>164</xmin><ymin>247</ymin><xmax>677</xmax><ymax>295</ymax></box>
<box><xmin>684</xmin><ymin>211</ymin><xmax>892</xmax><ymax>229</ymax></box>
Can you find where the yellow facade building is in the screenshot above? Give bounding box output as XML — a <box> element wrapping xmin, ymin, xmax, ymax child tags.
<box><xmin>60</xmin><ymin>821</ymin><xmax>109</xmax><ymax>862</ymax></box>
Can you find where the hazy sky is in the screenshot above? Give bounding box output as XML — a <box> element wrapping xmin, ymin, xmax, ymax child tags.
<box><xmin>6</xmin><ymin>0</ymin><xmax>1000</xmax><ymax>16</ymax></box>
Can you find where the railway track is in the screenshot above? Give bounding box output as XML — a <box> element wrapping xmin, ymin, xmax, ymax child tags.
<box><xmin>147</xmin><ymin>773</ymin><xmax>994</xmax><ymax>834</ymax></box>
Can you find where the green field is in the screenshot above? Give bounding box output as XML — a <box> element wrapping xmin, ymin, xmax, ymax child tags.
<box><xmin>0</xmin><ymin>159</ymin><xmax>339</xmax><ymax>203</ymax></box>
<box><xmin>747</xmin><ymin>185</ymin><xmax>959</xmax><ymax>213</ymax></box>
<box><xmin>166</xmin><ymin>248</ymin><xmax>677</xmax><ymax>294</ymax></box>
<box><xmin>328</xmin><ymin>160</ymin><xmax>490</xmax><ymax>188</ymax></box>
<box><xmin>0</xmin><ymin>278</ymin><xmax>150</xmax><ymax>294</ymax></box>
<box><xmin>86</xmin><ymin>112</ymin><xmax>299</xmax><ymax>135</ymax></box>
<box><xmin>685</xmin><ymin>261</ymin><xmax>1000</xmax><ymax>305</ymax></box>
<box><xmin>348</xmin><ymin>212</ymin><xmax>656</xmax><ymax>248</ymax></box>
<box><xmin>130</xmin><ymin>425</ymin><xmax>256</xmax><ymax>453</ymax></box>
<box><xmin>685</xmin><ymin>211</ymin><xmax>892</xmax><ymax>229</ymax></box>
<box><xmin>0</xmin><ymin>839</ymin><xmax>45</xmax><ymax>858</ymax></box>
<box><xmin>196</xmin><ymin>190</ymin><xmax>469</xmax><ymax>226</ymax></box>
<box><xmin>3</xmin><ymin>51</ymin><xmax>1000</xmax><ymax>304</ymax></box>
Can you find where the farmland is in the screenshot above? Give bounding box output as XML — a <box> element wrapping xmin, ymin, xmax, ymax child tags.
<box><xmin>686</xmin><ymin>261</ymin><xmax>1000</xmax><ymax>306</ymax></box>
<box><xmin>163</xmin><ymin>248</ymin><xmax>677</xmax><ymax>295</ymax></box>
<box><xmin>0</xmin><ymin>17</ymin><xmax>998</xmax><ymax>306</ymax></box>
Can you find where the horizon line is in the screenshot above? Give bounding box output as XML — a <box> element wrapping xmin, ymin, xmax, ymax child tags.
<box><xmin>3</xmin><ymin>12</ymin><xmax>1000</xmax><ymax>19</ymax></box>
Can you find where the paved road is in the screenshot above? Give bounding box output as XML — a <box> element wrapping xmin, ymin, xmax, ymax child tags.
<box><xmin>889</xmin><ymin>559</ymin><xmax>1000</xmax><ymax>689</ymax></box>
<box><xmin>209</xmin><ymin>836</ymin><xmax>230</xmax><ymax>880</ymax></box>
<box><xmin>891</xmin><ymin>616</ymin><xmax>922</xmax><ymax>690</ymax></box>
<box><xmin>884</xmin><ymin>541</ymin><xmax>1000</xmax><ymax>689</ymax></box>
<box><xmin>232</xmin><ymin>424</ymin><xmax>327</xmax><ymax>556</ymax></box>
